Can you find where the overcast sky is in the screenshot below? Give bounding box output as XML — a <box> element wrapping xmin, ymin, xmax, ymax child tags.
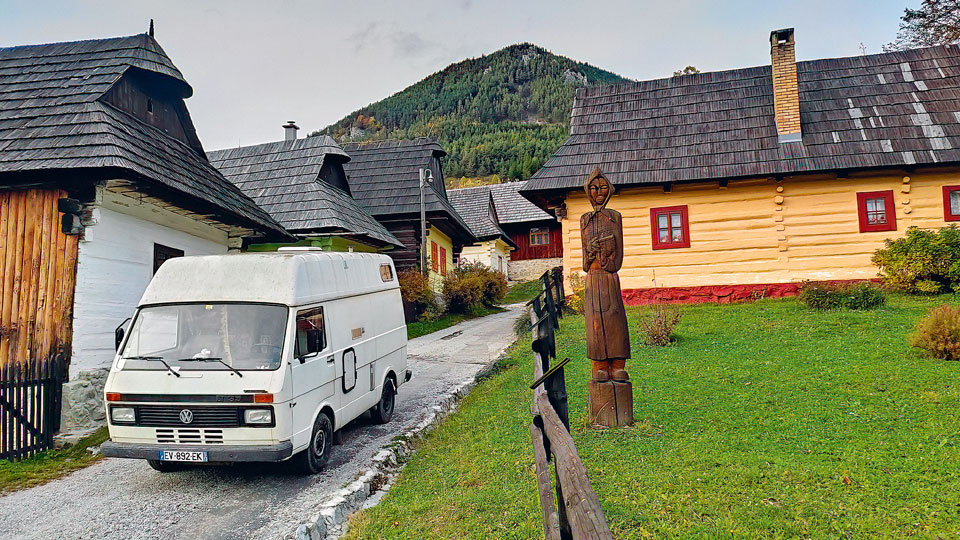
<box><xmin>2</xmin><ymin>0</ymin><xmax>914</xmax><ymax>150</ymax></box>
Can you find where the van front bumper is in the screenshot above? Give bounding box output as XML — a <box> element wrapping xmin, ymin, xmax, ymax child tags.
<box><xmin>100</xmin><ymin>440</ymin><xmax>294</xmax><ymax>462</ymax></box>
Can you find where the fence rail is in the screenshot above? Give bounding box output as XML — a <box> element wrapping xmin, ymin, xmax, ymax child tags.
<box><xmin>0</xmin><ymin>354</ymin><xmax>68</xmax><ymax>461</ymax></box>
<box><xmin>528</xmin><ymin>268</ymin><xmax>613</xmax><ymax>540</ymax></box>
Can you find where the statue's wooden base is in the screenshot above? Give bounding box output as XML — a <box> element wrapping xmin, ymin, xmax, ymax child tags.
<box><xmin>588</xmin><ymin>379</ymin><xmax>633</xmax><ymax>428</ymax></box>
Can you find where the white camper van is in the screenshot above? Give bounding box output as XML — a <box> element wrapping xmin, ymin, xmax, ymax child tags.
<box><xmin>100</xmin><ymin>249</ymin><xmax>409</xmax><ymax>473</ymax></box>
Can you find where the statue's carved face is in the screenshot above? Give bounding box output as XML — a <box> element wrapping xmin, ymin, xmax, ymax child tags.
<box><xmin>588</xmin><ymin>180</ymin><xmax>610</xmax><ymax>207</ymax></box>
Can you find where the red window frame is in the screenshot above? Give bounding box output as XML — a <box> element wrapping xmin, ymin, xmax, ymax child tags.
<box><xmin>439</xmin><ymin>246</ymin><xmax>447</xmax><ymax>276</ymax></box>
<box><xmin>431</xmin><ymin>241</ymin><xmax>439</xmax><ymax>272</ymax></box>
<box><xmin>856</xmin><ymin>190</ymin><xmax>897</xmax><ymax>232</ymax></box>
<box><xmin>650</xmin><ymin>205</ymin><xmax>690</xmax><ymax>249</ymax></box>
<box><xmin>943</xmin><ymin>185</ymin><xmax>960</xmax><ymax>221</ymax></box>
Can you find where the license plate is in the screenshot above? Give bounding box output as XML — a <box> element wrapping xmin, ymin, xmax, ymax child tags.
<box><xmin>158</xmin><ymin>450</ymin><xmax>208</xmax><ymax>462</ymax></box>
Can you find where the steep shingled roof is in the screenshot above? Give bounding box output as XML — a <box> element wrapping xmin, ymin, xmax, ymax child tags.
<box><xmin>208</xmin><ymin>136</ymin><xmax>402</xmax><ymax>248</ymax></box>
<box><xmin>0</xmin><ymin>34</ymin><xmax>288</xmax><ymax>238</ymax></box>
<box><xmin>525</xmin><ymin>44</ymin><xmax>960</xmax><ymax>194</ymax></box>
<box><xmin>341</xmin><ymin>138</ymin><xmax>475</xmax><ymax>243</ymax></box>
<box><xmin>485</xmin><ymin>181</ymin><xmax>555</xmax><ymax>224</ymax></box>
<box><xmin>447</xmin><ymin>186</ymin><xmax>515</xmax><ymax>247</ymax></box>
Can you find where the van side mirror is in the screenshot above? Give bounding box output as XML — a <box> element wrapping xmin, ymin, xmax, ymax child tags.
<box><xmin>115</xmin><ymin>317</ymin><xmax>131</xmax><ymax>351</ymax></box>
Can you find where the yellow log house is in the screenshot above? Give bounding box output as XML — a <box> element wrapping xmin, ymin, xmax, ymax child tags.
<box><xmin>448</xmin><ymin>185</ymin><xmax>517</xmax><ymax>277</ymax></box>
<box><xmin>523</xmin><ymin>29</ymin><xmax>960</xmax><ymax>303</ymax></box>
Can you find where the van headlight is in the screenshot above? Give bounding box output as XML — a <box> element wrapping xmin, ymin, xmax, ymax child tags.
<box><xmin>243</xmin><ymin>408</ymin><xmax>273</xmax><ymax>425</ymax></box>
<box><xmin>111</xmin><ymin>406</ymin><xmax>136</xmax><ymax>424</ymax></box>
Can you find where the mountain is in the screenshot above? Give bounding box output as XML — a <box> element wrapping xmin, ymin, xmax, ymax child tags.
<box><xmin>313</xmin><ymin>43</ymin><xmax>630</xmax><ymax>183</ymax></box>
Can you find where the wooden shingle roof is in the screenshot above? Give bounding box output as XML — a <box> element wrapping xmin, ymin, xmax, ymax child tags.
<box><xmin>208</xmin><ymin>136</ymin><xmax>402</xmax><ymax>248</ymax></box>
<box><xmin>485</xmin><ymin>181</ymin><xmax>555</xmax><ymax>224</ymax></box>
<box><xmin>447</xmin><ymin>186</ymin><xmax>515</xmax><ymax>247</ymax></box>
<box><xmin>0</xmin><ymin>34</ymin><xmax>288</xmax><ymax>238</ymax></box>
<box><xmin>341</xmin><ymin>138</ymin><xmax>475</xmax><ymax>243</ymax></box>
<box><xmin>525</xmin><ymin>44</ymin><xmax>960</xmax><ymax>195</ymax></box>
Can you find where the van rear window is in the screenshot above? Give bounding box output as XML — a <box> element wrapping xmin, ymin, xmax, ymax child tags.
<box><xmin>379</xmin><ymin>263</ymin><xmax>393</xmax><ymax>282</ymax></box>
<box><xmin>295</xmin><ymin>307</ymin><xmax>326</xmax><ymax>357</ymax></box>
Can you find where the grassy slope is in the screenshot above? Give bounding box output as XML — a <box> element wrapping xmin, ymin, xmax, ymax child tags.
<box><xmin>501</xmin><ymin>280</ymin><xmax>542</xmax><ymax>305</ymax></box>
<box><xmin>345</xmin><ymin>295</ymin><xmax>960</xmax><ymax>539</ymax></box>
<box><xmin>0</xmin><ymin>427</ymin><xmax>109</xmax><ymax>494</ymax></box>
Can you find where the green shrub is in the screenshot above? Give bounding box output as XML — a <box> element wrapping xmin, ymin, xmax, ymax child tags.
<box><xmin>398</xmin><ymin>269</ymin><xmax>440</xmax><ymax>321</ymax></box>
<box><xmin>872</xmin><ymin>225</ymin><xmax>960</xmax><ymax>294</ymax></box>
<box><xmin>442</xmin><ymin>262</ymin><xmax>507</xmax><ymax>314</ymax></box>
<box><xmin>910</xmin><ymin>304</ymin><xmax>960</xmax><ymax>360</ymax></box>
<box><xmin>799</xmin><ymin>281</ymin><xmax>886</xmax><ymax>310</ymax></box>
<box><xmin>638</xmin><ymin>304</ymin><xmax>682</xmax><ymax>346</ymax></box>
<box><xmin>567</xmin><ymin>272</ymin><xmax>586</xmax><ymax>314</ymax></box>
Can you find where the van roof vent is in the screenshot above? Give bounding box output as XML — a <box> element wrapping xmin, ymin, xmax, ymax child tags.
<box><xmin>277</xmin><ymin>246</ymin><xmax>323</xmax><ymax>253</ymax></box>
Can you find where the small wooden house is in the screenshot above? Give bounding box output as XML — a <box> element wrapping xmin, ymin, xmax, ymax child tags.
<box><xmin>448</xmin><ymin>186</ymin><xmax>516</xmax><ymax>275</ymax></box>
<box><xmin>0</xmin><ymin>33</ymin><xmax>289</xmax><ymax>384</ymax></box>
<box><xmin>523</xmin><ymin>29</ymin><xmax>960</xmax><ymax>303</ymax></box>
<box><xmin>208</xmin><ymin>132</ymin><xmax>403</xmax><ymax>252</ymax></box>
<box><xmin>341</xmin><ymin>139</ymin><xmax>476</xmax><ymax>288</ymax></box>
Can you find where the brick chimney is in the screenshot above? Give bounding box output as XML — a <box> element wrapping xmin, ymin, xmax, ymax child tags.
<box><xmin>283</xmin><ymin>120</ymin><xmax>299</xmax><ymax>141</ymax></box>
<box><xmin>770</xmin><ymin>28</ymin><xmax>801</xmax><ymax>144</ymax></box>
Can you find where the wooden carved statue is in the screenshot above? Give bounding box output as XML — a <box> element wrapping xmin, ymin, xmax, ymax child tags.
<box><xmin>581</xmin><ymin>168</ymin><xmax>633</xmax><ymax>427</ymax></box>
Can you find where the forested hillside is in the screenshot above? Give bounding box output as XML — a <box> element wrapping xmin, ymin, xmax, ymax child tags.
<box><xmin>313</xmin><ymin>43</ymin><xmax>629</xmax><ymax>182</ymax></box>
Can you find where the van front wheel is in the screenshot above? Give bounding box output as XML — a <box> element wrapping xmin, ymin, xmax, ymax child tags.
<box><xmin>371</xmin><ymin>379</ymin><xmax>396</xmax><ymax>424</ymax></box>
<box><xmin>296</xmin><ymin>412</ymin><xmax>333</xmax><ymax>474</ymax></box>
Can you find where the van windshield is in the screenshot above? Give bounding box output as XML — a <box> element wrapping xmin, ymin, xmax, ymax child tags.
<box><xmin>119</xmin><ymin>303</ymin><xmax>288</xmax><ymax>372</ymax></box>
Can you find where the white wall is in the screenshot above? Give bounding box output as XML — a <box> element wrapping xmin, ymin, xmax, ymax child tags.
<box><xmin>70</xmin><ymin>189</ymin><xmax>229</xmax><ymax>377</ymax></box>
<box><xmin>459</xmin><ymin>239</ymin><xmax>511</xmax><ymax>275</ymax></box>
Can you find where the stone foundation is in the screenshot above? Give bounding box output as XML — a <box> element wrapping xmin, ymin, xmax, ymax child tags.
<box><xmin>508</xmin><ymin>257</ymin><xmax>562</xmax><ymax>282</ymax></box>
<box><xmin>59</xmin><ymin>368</ymin><xmax>109</xmax><ymax>437</ymax></box>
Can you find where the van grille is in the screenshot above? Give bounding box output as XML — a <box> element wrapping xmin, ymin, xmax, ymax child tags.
<box><xmin>135</xmin><ymin>405</ymin><xmax>241</xmax><ymax>427</ymax></box>
<box><xmin>156</xmin><ymin>428</ymin><xmax>224</xmax><ymax>444</ymax></box>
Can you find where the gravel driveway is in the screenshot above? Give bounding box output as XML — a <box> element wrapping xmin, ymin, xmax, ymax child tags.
<box><xmin>0</xmin><ymin>306</ymin><xmax>522</xmax><ymax>540</ymax></box>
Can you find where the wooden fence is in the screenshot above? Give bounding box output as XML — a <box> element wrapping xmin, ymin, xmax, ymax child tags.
<box><xmin>0</xmin><ymin>354</ymin><xmax>68</xmax><ymax>460</ymax></box>
<box><xmin>528</xmin><ymin>268</ymin><xmax>614</xmax><ymax>540</ymax></box>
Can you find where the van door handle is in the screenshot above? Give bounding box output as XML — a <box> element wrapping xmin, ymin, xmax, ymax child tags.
<box><xmin>326</xmin><ymin>355</ymin><xmax>335</xmax><ymax>363</ymax></box>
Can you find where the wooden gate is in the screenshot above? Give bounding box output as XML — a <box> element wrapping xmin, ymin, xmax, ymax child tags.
<box><xmin>0</xmin><ymin>188</ymin><xmax>79</xmax><ymax>459</ymax></box>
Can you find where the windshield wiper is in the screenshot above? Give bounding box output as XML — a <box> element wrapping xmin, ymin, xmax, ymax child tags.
<box><xmin>122</xmin><ymin>356</ymin><xmax>181</xmax><ymax>378</ymax></box>
<box><xmin>177</xmin><ymin>357</ymin><xmax>243</xmax><ymax>378</ymax></box>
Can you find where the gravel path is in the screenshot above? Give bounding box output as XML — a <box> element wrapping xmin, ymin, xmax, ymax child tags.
<box><xmin>0</xmin><ymin>306</ymin><xmax>522</xmax><ymax>540</ymax></box>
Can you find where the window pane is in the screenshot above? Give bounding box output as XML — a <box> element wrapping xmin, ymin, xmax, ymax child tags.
<box><xmin>670</xmin><ymin>212</ymin><xmax>682</xmax><ymax>228</ymax></box>
<box><xmin>295</xmin><ymin>308</ymin><xmax>325</xmax><ymax>357</ymax></box>
<box><xmin>866</xmin><ymin>199</ymin><xmax>877</xmax><ymax>212</ymax></box>
<box><xmin>658</xmin><ymin>214</ymin><xmax>668</xmax><ymax>229</ymax></box>
<box><xmin>659</xmin><ymin>229</ymin><xmax>670</xmax><ymax>243</ymax></box>
<box><xmin>951</xmin><ymin>191</ymin><xmax>960</xmax><ymax>215</ymax></box>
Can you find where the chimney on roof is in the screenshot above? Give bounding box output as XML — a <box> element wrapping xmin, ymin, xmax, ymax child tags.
<box><xmin>283</xmin><ymin>121</ymin><xmax>299</xmax><ymax>141</ymax></box>
<box><xmin>770</xmin><ymin>28</ymin><xmax>801</xmax><ymax>144</ymax></box>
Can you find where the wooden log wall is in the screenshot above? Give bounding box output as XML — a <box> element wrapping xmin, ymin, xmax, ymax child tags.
<box><xmin>562</xmin><ymin>169</ymin><xmax>960</xmax><ymax>291</ymax></box>
<box><xmin>0</xmin><ymin>188</ymin><xmax>79</xmax><ymax>368</ymax></box>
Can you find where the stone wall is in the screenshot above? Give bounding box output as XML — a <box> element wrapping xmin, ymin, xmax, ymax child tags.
<box><xmin>59</xmin><ymin>368</ymin><xmax>109</xmax><ymax>436</ymax></box>
<box><xmin>508</xmin><ymin>257</ymin><xmax>562</xmax><ymax>282</ymax></box>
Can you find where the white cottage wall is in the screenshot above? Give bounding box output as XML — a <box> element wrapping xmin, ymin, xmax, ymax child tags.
<box><xmin>70</xmin><ymin>190</ymin><xmax>229</xmax><ymax>377</ymax></box>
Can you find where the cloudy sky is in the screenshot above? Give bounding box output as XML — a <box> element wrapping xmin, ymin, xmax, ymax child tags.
<box><xmin>2</xmin><ymin>0</ymin><xmax>913</xmax><ymax>150</ymax></box>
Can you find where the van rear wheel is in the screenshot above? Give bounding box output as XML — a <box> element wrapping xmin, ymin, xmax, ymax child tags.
<box><xmin>295</xmin><ymin>412</ymin><xmax>333</xmax><ymax>474</ymax></box>
<box><xmin>371</xmin><ymin>379</ymin><xmax>396</xmax><ymax>424</ymax></box>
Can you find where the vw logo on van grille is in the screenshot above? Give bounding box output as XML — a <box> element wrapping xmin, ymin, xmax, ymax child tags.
<box><xmin>179</xmin><ymin>409</ymin><xmax>194</xmax><ymax>424</ymax></box>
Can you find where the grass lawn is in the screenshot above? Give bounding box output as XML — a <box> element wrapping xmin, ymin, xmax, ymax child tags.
<box><xmin>407</xmin><ymin>305</ymin><xmax>506</xmax><ymax>339</ymax></box>
<box><xmin>501</xmin><ymin>280</ymin><xmax>542</xmax><ymax>305</ymax></box>
<box><xmin>344</xmin><ymin>295</ymin><xmax>960</xmax><ymax>539</ymax></box>
<box><xmin>0</xmin><ymin>426</ymin><xmax>109</xmax><ymax>494</ymax></box>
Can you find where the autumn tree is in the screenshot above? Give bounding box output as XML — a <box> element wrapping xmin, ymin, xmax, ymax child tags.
<box><xmin>885</xmin><ymin>0</ymin><xmax>960</xmax><ymax>51</ymax></box>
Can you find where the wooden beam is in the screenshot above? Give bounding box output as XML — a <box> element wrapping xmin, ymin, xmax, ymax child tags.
<box><xmin>531</xmin><ymin>422</ymin><xmax>562</xmax><ymax>540</ymax></box>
